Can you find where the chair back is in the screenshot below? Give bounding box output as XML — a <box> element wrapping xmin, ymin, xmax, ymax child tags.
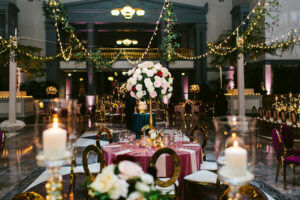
<box><xmin>82</xmin><ymin>145</ymin><xmax>106</xmax><ymax>180</ymax></box>
<box><xmin>252</xmin><ymin>106</ymin><xmax>257</xmax><ymax>118</ymax></box>
<box><xmin>271</xmin><ymin>128</ymin><xmax>284</xmax><ymax>162</ymax></box>
<box><xmin>190</xmin><ymin>126</ymin><xmax>208</xmax><ymax>156</ymax></box>
<box><xmin>11</xmin><ymin>192</ymin><xmax>45</xmax><ymax>200</ymax></box>
<box><xmin>280</xmin><ymin>110</ymin><xmax>287</xmax><ymax>123</ymax></box>
<box><xmin>150</xmin><ymin>148</ymin><xmax>181</xmax><ymax>189</ymax></box>
<box><xmin>272</xmin><ymin>109</ymin><xmax>278</xmax><ymax>122</ymax></box>
<box><xmin>281</xmin><ymin>124</ymin><xmax>294</xmax><ymax>149</ymax></box>
<box><xmin>258</xmin><ymin>107</ymin><xmax>264</xmax><ymax>119</ymax></box>
<box><xmin>290</xmin><ymin>111</ymin><xmax>297</xmax><ymax>126</ymax></box>
<box><xmin>185</xmin><ymin>103</ymin><xmax>192</xmax><ymax>114</ymax></box>
<box><xmin>96</xmin><ymin>127</ymin><xmax>113</xmax><ymax>149</ymax></box>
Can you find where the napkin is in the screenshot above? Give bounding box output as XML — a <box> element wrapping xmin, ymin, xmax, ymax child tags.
<box><xmin>183</xmin><ymin>143</ymin><xmax>200</xmax><ymax>147</ymax></box>
<box><xmin>156</xmin><ymin>154</ymin><xmax>167</xmax><ymax>177</ymax></box>
<box><xmin>115</xmin><ymin>149</ymin><xmax>131</xmax><ymax>156</ymax></box>
<box><xmin>179</xmin><ymin>148</ymin><xmax>197</xmax><ymax>173</ymax></box>
<box><xmin>105</xmin><ymin>145</ymin><xmax>121</xmax><ymax>148</ymax></box>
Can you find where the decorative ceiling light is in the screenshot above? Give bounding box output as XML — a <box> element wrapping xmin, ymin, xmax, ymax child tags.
<box><xmin>108</xmin><ymin>76</ymin><xmax>114</xmax><ymax>81</ymax></box>
<box><xmin>111</xmin><ymin>4</ymin><xmax>145</xmax><ymax>19</ymax></box>
<box><xmin>116</xmin><ymin>39</ymin><xmax>138</xmax><ymax>46</ymax></box>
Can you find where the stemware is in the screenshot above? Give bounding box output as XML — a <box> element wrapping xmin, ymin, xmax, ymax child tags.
<box><xmin>213</xmin><ymin>116</ymin><xmax>256</xmax><ymax>200</ymax></box>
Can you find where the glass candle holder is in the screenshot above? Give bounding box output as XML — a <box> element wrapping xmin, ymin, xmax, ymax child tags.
<box><xmin>213</xmin><ymin>116</ymin><xmax>256</xmax><ymax>200</ymax></box>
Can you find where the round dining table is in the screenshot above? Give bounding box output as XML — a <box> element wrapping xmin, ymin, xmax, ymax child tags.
<box><xmin>102</xmin><ymin>141</ymin><xmax>203</xmax><ymax>199</ymax></box>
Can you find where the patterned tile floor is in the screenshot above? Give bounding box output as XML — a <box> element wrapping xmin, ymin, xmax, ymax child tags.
<box><xmin>0</xmin><ymin>116</ymin><xmax>299</xmax><ymax>200</ymax></box>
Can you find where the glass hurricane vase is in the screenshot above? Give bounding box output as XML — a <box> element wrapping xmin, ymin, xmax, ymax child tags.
<box><xmin>213</xmin><ymin>116</ymin><xmax>256</xmax><ymax>200</ymax></box>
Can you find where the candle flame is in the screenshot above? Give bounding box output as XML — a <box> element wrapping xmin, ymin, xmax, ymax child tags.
<box><xmin>232</xmin><ymin>133</ymin><xmax>236</xmax><ymax>138</ymax></box>
<box><xmin>53</xmin><ymin>117</ymin><xmax>59</xmax><ymax>128</ymax></box>
<box><xmin>233</xmin><ymin>140</ymin><xmax>239</xmax><ymax>147</ymax></box>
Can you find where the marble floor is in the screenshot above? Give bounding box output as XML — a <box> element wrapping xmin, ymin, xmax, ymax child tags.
<box><xmin>0</xmin><ymin>116</ymin><xmax>300</xmax><ymax>200</ymax></box>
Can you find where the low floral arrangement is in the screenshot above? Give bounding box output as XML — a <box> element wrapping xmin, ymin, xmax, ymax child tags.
<box><xmin>148</xmin><ymin>129</ymin><xmax>164</xmax><ymax>148</ymax></box>
<box><xmin>88</xmin><ymin>161</ymin><xmax>171</xmax><ymax>200</ymax></box>
<box><xmin>189</xmin><ymin>84</ymin><xmax>200</xmax><ymax>93</ymax></box>
<box><xmin>126</xmin><ymin>61</ymin><xmax>173</xmax><ymax>101</ymax></box>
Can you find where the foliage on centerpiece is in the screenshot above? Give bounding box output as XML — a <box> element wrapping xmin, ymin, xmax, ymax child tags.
<box><xmin>88</xmin><ymin>161</ymin><xmax>172</xmax><ymax>200</ymax></box>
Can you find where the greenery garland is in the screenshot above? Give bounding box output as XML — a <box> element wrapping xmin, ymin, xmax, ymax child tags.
<box><xmin>160</xmin><ymin>2</ymin><xmax>179</xmax><ymax>62</ymax></box>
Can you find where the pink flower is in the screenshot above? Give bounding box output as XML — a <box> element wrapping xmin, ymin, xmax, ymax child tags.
<box><xmin>118</xmin><ymin>161</ymin><xmax>144</xmax><ymax>179</ymax></box>
<box><xmin>154</xmin><ymin>80</ymin><xmax>161</xmax><ymax>88</ymax></box>
<box><xmin>150</xmin><ymin>91</ymin><xmax>157</xmax><ymax>98</ymax></box>
<box><xmin>147</xmin><ymin>70</ymin><xmax>154</xmax><ymax>77</ymax></box>
<box><xmin>130</xmin><ymin>91</ymin><xmax>136</xmax><ymax>98</ymax></box>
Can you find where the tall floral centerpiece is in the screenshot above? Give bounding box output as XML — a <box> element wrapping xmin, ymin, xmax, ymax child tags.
<box><xmin>126</xmin><ymin>61</ymin><xmax>173</xmax><ymax>129</ymax></box>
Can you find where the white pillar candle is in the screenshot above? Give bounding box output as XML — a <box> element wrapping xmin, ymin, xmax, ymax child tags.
<box><xmin>223</xmin><ymin>141</ymin><xmax>247</xmax><ymax>177</ymax></box>
<box><xmin>43</xmin><ymin>121</ymin><xmax>67</xmax><ymax>159</ymax></box>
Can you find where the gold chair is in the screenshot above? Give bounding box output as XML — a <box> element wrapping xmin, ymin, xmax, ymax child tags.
<box><xmin>11</xmin><ymin>192</ymin><xmax>45</xmax><ymax>200</ymax></box>
<box><xmin>0</xmin><ymin>131</ymin><xmax>5</xmax><ymax>158</ymax></box>
<box><xmin>96</xmin><ymin>127</ymin><xmax>113</xmax><ymax>149</ymax></box>
<box><xmin>219</xmin><ymin>184</ymin><xmax>268</xmax><ymax>200</ymax></box>
<box><xmin>189</xmin><ymin>126</ymin><xmax>217</xmax><ymax>172</ymax></box>
<box><xmin>150</xmin><ymin>147</ymin><xmax>181</xmax><ymax>199</ymax></box>
<box><xmin>82</xmin><ymin>145</ymin><xmax>106</xmax><ymax>180</ymax></box>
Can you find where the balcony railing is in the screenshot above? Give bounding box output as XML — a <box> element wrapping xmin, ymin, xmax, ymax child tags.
<box><xmin>98</xmin><ymin>48</ymin><xmax>194</xmax><ymax>60</ymax></box>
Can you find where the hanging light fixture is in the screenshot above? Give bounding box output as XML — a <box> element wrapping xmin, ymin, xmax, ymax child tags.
<box><xmin>116</xmin><ymin>39</ymin><xmax>138</xmax><ymax>46</ymax></box>
<box><xmin>111</xmin><ymin>2</ymin><xmax>145</xmax><ymax>19</ymax></box>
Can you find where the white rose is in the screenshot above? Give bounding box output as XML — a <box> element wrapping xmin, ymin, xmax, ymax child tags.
<box><xmin>169</xmin><ymin>87</ymin><xmax>173</xmax><ymax>92</ymax></box>
<box><xmin>90</xmin><ymin>167</ymin><xmax>117</xmax><ymax>193</ymax></box>
<box><xmin>167</xmin><ymin>93</ymin><xmax>172</xmax><ymax>99</ymax></box>
<box><xmin>169</xmin><ymin>78</ymin><xmax>173</xmax><ymax>84</ymax></box>
<box><xmin>154</xmin><ymin>63</ymin><xmax>162</xmax><ymax>70</ymax></box>
<box><xmin>108</xmin><ymin>179</ymin><xmax>129</xmax><ymax>199</ymax></box>
<box><xmin>126</xmin><ymin>83</ymin><xmax>132</xmax><ymax>91</ymax></box>
<box><xmin>154</xmin><ymin>80</ymin><xmax>161</xmax><ymax>88</ymax></box>
<box><xmin>127</xmin><ymin>69</ymin><xmax>133</xmax><ymax>76</ymax></box>
<box><xmin>135</xmin><ymin>182</ymin><xmax>150</xmax><ymax>193</ymax></box>
<box><xmin>154</xmin><ymin>76</ymin><xmax>161</xmax><ymax>81</ymax></box>
<box><xmin>147</xmin><ymin>86</ymin><xmax>154</xmax><ymax>93</ymax></box>
<box><xmin>141</xmin><ymin>61</ymin><xmax>154</xmax><ymax>69</ymax></box>
<box><xmin>136</xmin><ymin>84</ymin><xmax>143</xmax><ymax>91</ymax></box>
<box><xmin>136</xmin><ymin>91</ymin><xmax>144</xmax><ymax>99</ymax></box>
<box><xmin>137</xmin><ymin>75</ymin><xmax>143</xmax><ymax>81</ymax></box>
<box><xmin>142</xmin><ymin>68</ymin><xmax>148</xmax><ymax>74</ymax></box>
<box><xmin>141</xmin><ymin>174</ymin><xmax>154</xmax><ymax>185</ymax></box>
<box><xmin>146</xmin><ymin>70</ymin><xmax>154</xmax><ymax>77</ymax></box>
<box><xmin>129</xmin><ymin>77</ymin><xmax>137</xmax><ymax>86</ymax></box>
<box><xmin>161</xmin><ymin>89</ymin><xmax>166</xmax><ymax>95</ymax></box>
<box><xmin>135</xmin><ymin>68</ymin><xmax>141</xmax><ymax>75</ymax></box>
<box><xmin>127</xmin><ymin>192</ymin><xmax>145</xmax><ymax>200</ymax></box>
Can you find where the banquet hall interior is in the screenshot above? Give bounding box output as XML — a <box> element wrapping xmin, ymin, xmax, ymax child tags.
<box><xmin>0</xmin><ymin>0</ymin><xmax>300</xmax><ymax>199</ymax></box>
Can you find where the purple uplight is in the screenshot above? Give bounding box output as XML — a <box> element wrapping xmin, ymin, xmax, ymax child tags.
<box><xmin>66</xmin><ymin>77</ymin><xmax>72</xmax><ymax>101</ymax></box>
<box><xmin>182</xmin><ymin>76</ymin><xmax>189</xmax><ymax>100</ymax></box>
<box><xmin>265</xmin><ymin>64</ymin><xmax>272</xmax><ymax>94</ymax></box>
<box><xmin>86</xmin><ymin>95</ymin><xmax>95</xmax><ymax>111</ymax></box>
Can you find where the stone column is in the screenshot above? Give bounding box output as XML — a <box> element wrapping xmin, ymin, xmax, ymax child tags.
<box><xmin>87</xmin><ymin>23</ymin><xmax>96</xmax><ymax>95</ymax></box>
<box><xmin>45</xmin><ymin>20</ymin><xmax>59</xmax><ymax>82</ymax></box>
<box><xmin>194</xmin><ymin>23</ymin><xmax>207</xmax><ymax>85</ymax></box>
<box><xmin>237</xmin><ymin>50</ymin><xmax>245</xmax><ymax>116</ymax></box>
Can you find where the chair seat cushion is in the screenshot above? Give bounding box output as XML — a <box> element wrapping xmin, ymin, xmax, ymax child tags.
<box><xmin>284</xmin><ymin>156</ymin><xmax>300</xmax><ymax>164</ymax></box>
<box><xmin>184</xmin><ymin>170</ymin><xmax>218</xmax><ymax>184</ymax></box>
<box><xmin>200</xmin><ymin>161</ymin><xmax>217</xmax><ymax>171</ymax></box>
<box><xmin>287</xmin><ymin>121</ymin><xmax>292</xmax><ymax>126</ymax></box>
<box><xmin>74</xmin><ymin>163</ymin><xmax>101</xmax><ymax>173</ymax></box>
<box><xmin>155</xmin><ymin>178</ymin><xmax>178</xmax><ymax>195</ymax></box>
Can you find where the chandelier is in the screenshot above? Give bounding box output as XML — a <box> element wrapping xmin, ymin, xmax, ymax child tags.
<box><xmin>116</xmin><ymin>39</ymin><xmax>138</xmax><ymax>46</ymax></box>
<box><xmin>111</xmin><ymin>4</ymin><xmax>145</xmax><ymax>19</ymax></box>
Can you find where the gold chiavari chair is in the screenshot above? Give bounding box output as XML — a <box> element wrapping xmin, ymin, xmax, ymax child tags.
<box><xmin>96</xmin><ymin>127</ymin><xmax>113</xmax><ymax>149</ymax></box>
<box><xmin>272</xmin><ymin>109</ymin><xmax>279</xmax><ymax>128</ymax></box>
<box><xmin>258</xmin><ymin>107</ymin><xmax>264</xmax><ymax>126</ymax></box>
<box><xmin>82</xmin><ymin>145</ymin><xmax>106</xmax><ymax>180</ymax></box>
<box><xmin>290</xmin><ymin>111</ymin><xmax>299</xmax><ymax>134</ymax></box>
<box><xmin>280</xmin><ymin>110</ymin><xmax>287</xmax><ymax>126</ymax></box>
<box><xmin>0</xmin><ymin>131</ymin><xmax>5</xmax><ymax>158</ymax></box>
<box><xmin>189</xmin><ymin>126</ymin><xmax>217</xmax><ymax>172</ymax></box>
<box><xmin>11</xmin><ymin>192</ymin><xmax>45</xmax><ymax>200</ymax></box>
<box><xmin>150</xmin><ymin>148</ymin><xmax>181</xmax><ymax>199</ymax></box>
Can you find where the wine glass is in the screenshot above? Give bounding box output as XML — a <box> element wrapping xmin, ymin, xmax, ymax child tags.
<box><xmin>129</xmin><ymin>133</ymin><xmax>136</xmax><ymax>147</ymax></box>
<box><xmin>169</xmin><ymin>133</ymin><xmax>174</xmax><ymax>145</ymax></box>
<box><xmin>213</xmin><ymin>116</ymin><xmax>256</xmax><ymax>199</ymax></box>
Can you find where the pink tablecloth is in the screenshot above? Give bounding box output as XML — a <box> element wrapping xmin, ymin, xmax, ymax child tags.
<box><xmin>103</xmin><ymin>142</ymin><xmax>202</xmax><ymax>199</ymax></box>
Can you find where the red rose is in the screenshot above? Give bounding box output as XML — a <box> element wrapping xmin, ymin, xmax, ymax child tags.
<box><xmin>157</xmin><ymin>71</ymin><xmax>163</xmax><ymax>77</ymax></box>
<box><xmin>132</xmin><ymin>86</ymin><xmax>136</xmax><ymax>92</ymax></box>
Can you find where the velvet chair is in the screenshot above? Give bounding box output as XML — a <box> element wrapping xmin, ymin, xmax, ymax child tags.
<box><xmin>0</xmin><ymin>130</ymin><xmax>5</xmax><ymax>158</ymax></box>
<box><xmin>272</xmin><ymin>128</ymin><xmax>300</xmax><ymax>189</ymax></box>
<box><xmin>281</xmin><ymin>125</ymin><xmax>300</xmax><ymax>156</ymax></box>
